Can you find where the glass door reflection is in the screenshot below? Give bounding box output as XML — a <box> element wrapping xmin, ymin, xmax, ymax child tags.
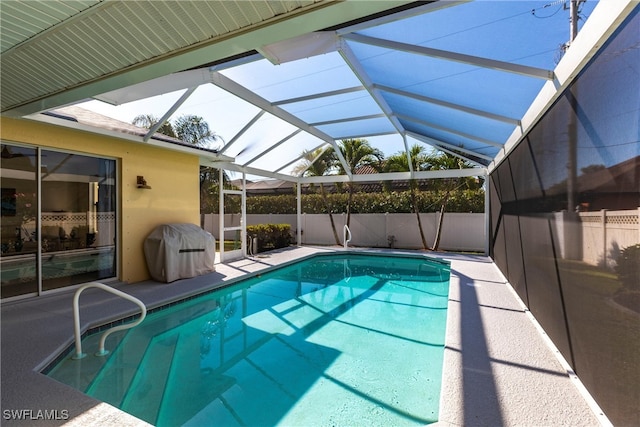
<box><xmin>41</xmin><ymin>150</ymin><xmax>117</xmax><ymax>291</ymax></box>
<box><xmin>0</xmin><ymin>144</ymin><xmax>38</xmax><ymax>298</ymax></box>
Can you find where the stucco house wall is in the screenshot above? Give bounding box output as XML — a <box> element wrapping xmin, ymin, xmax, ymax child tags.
<box><xmin>1</xmin><ymin>116</ymin><xmax>200</xmax><ymax>283</ymax></box>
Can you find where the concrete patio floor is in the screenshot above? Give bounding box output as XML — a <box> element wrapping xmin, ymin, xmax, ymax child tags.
<box><xmin>1</xmin><ymin>246</ymin><xmax>605</xmax><ymax>426</ymax></box>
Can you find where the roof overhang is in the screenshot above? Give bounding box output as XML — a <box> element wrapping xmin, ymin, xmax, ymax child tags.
<box><xmin>27</xmin><ymin>111</ymin><xmax>234</xmax><ymax>163</ymax></box>
<box><xmin>1</xmin><ymin>0</ymin><xmax>416</xmax><ymax>117</ymax></box>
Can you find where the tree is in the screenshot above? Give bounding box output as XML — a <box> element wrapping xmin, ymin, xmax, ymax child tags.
<box><xmin>337</xmin><ymin>138</ymin><xmax>383</xmax><ymax>227</ymax></box>
<box><xmin>385</xmin><ymin>144</ymin><xmax>431</xmax><ymax>249</ymax></box>
<box><xmin>132</xmin><ymin>114</ymin><xmax>219</xmax><ymax>148</ymax></box>
<box><xmin>132</xmin><ymin>114</ymin><xmax>157</xmax><ymax>129</ymax></box>
<box><xmin>173</xmin><ymin>115</ymin><xmax>218</xmax><ymax>148</ymax></box>
<box><xmin>294</xmin><ymin>147</ymin><xmax>341</xmax><ymax>245</ymax></box>
<box><xmin>199</xmin><ymin>166</ymin><xmax>230</xmax><ymax>213</ymax></box>
<box><xmin>423</xmin><ymin>151</ymin><xmax>476</xmax><ymax>250</ymax></box>
<box><xmin>132</xmin><ymin>114</ymin><xmax>176</xmax><ymax>138</ymax></box>
<box><xmin>132</xmin><ymin>114</ymin><xmax>223</xmax><ymax>220</ymax></box>
<box><xmin>424</xmin><ymin>151</ymin><xmax>476</xmax><ymax>190</ymax></box>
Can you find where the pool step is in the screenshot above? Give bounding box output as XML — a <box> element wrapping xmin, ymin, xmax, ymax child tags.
<box><xmin>155</xmin><ymin>320</ymin><xmax>237</xmax><ymax>426</ymax></box>
<box><xmin>83</xmin><ymin>297</ymin><xmax>221</xmax><ymax>403</ymax></box>
<box><xmin>121</xmin><ymin>300</ymin><xmax>232</xmax><ymax>425</ymax></box>
<box><xmin>119</xmin><ymin>332</ymin><xmax>181</xmax><ymax>424</ymax></box>
<box><xmin>84</xmin><ymin>329</ymin><xmax>171</xmax><ymax>406</ymax></box>
<box><xmin>161</xmin><ymin>329</ymin><xmax>334</xmax><ymax>426</ymax></box>
<box><xmin>83</xmin><ymin>316</ymin><xmax>188</xmax><ymax>403</ymax></box>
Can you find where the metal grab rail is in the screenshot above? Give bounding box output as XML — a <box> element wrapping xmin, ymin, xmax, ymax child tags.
<box><xmin>343</xmin><ymin>224</ymin><xmax>352</xmax><ymax>249</ymax></box>
<box><xmin>72</xmin><ymin>282</ymin><xmax>147</xmax><ymax>360</ymax></box>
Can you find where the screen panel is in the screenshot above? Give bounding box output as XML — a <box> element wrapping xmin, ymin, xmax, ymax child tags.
<box><xmin>489</xmin><ymin>9</ymin><xmax>640</xmax><ymax>425</ymax></box>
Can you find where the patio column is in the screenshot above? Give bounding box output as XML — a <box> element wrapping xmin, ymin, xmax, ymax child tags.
<box><xmin>219</xmin><ymin>168</ymin><xmax>224</xmax><ymax>262</ymax></box>
<box><xmin>484</xmin><ymin>177</ymin><xmax>490</xmax><ymax>256</ymax></box>
<box><xmin>242</xmin><ymin>172</ymin><xmax>247</xmax><ymax>258</ymax></box>
<box><xmin>297</xmin><ymin>181</ymin><xmax>302</xmax><ymax>246</ymax></box>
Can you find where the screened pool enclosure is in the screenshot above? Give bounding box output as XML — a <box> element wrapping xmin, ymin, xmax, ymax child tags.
<box><xmin>1</xmin><ymin>1</ymin><xmax>638</xmax><ymax>425</ymax></box>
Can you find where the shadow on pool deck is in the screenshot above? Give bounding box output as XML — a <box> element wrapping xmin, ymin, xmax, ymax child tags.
<box><xmin>457</xmin><ymin>269</ymin><xmax>503</xmax><ymax>426</ymax></box>
<box><xmin>0</xmin><ymin>247</ymin><xmax>601</xmax><ymax>426</ymax></box>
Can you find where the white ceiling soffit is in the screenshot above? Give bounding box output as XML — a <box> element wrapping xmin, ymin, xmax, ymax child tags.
<box><xmin>1</xmin><ymin>0</ymin><xmax>413</xmax><ymax>116</ymax></box>
<box><xmin>0</xmin><ymin>0</ymin><xmax>101</xmax><ymax>53</ymax></box>
<box><xmin>1</xmin><ymin>0</ymin><xmax>321</xmax><ymax>112</ymax></box>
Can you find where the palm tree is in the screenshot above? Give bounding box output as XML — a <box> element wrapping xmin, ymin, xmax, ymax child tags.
<box><xmin>384</xmin><ymin>144</ymin><xmax>431</xmax><ymax>249</ymax></box>
<box><xmin>337</xmin><ymin>138</ymin><xmax>383</xmax><ymax>227</ymax></box>
<box><xmin>132</xmin><ymin>114</ymin><xmax>157</xmax><ymax>129</ymax></box>
<box><xmin>134</xmin><ymin>114</ymin><xmax>219</xmax><ymax>148</ymax></box>
<box><xmin>132</xmin><ymin>114</ymin><xmax>176</xmax><ymax>138</ymax></box>
<box><xmin>132</xmin><ymin>114</ymin><xmax>223</xmax><ymax>222</ymax></box>
<box><xmin>294</xmin><ymin>147</ymin><xmax>341</xmax><ymax>245</ymax></box>
<box><xmin>173</xmin><ymin>115</ymin><xmax>219</xmax><ymax>148</ymax></box>
<box><xmin>425</xmin><ymin>151</ymin><xmax>474</xmax><ymax>189</ymax></box>
<box><xmin>424</xmin><ymin>151</ymin><xmax>475</xmax><ymax>250</ymax></box>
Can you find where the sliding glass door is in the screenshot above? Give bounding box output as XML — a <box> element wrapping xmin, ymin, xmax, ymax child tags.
<box><xmin>1</xmin><ymin>143</ymin><xmax>117</xmax><ymax>298</ymax></box>
<box><xmin>0</xmin><ymin>144</ymin><xmax>38</xmax><ymax>298</ymax></box>
<box><xmin>40</xmin><ymin>149</ymin><xmax>117</xmax><ymax>291</ymax></box>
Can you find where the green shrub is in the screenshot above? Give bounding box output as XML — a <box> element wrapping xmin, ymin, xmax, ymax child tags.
<box><xmin>616</xmin><ymin>244</ymin><xmax>640</xmax><ymax>291</ymax></box>
<box><xmin>246</xmin><ymin>224</ymin><xmax>292</xmax><ymax>252</ymax></box>
<box><xmin>246</xmin><ymin>195</ymin><xmax>297</xmax><ymax>214</ymax></box>
<box><xmin>245</xmin><ymin>189</ymin><xmax>485</xmax><ymax>214</ymax></box>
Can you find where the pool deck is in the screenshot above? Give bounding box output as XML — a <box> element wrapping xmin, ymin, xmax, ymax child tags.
<box><xmin>1</xmin><ymin>246</ymin><xmax>603</xmax><ymax>426</ymax></box>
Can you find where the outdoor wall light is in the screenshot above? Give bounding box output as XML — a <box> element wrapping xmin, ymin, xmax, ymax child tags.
<box><xmin>137</xmin><ymin>176</ymin><xmax>151</xmax><ymax>189</ymax></box>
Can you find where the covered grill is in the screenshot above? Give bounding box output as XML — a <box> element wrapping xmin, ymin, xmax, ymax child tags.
<box><xmin>144</xmin><ymin>223</ymin><xmax>215</xmax><ymax>283</ymax></box>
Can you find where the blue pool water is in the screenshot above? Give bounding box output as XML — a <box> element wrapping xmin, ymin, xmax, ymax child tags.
<box><xmin>48</xmin><ymin>253</ymin><xmax>451</xmax><ymax>426</ymax></box>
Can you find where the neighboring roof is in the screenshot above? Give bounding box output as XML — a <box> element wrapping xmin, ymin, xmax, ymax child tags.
<box><xmin>230</xmin><ymin>178</ymin><xmax>295</xmax><ymax>194</ymax></box>
<box><xmin>30</xmin><ymin>105</ymin><xmax>232</xmax><ymax>163</ymax></box>
<box><xmin>578</xmin><ymin>156</ymin><xmax>640</xmax><ymax>194</ymax></box>
<box><xmin>355</xmin><ymin>165</ymin><xmax>378</xmax><ymax>176</ymax></box>
<box><xmin>52</xmin><ymin>106</ymin><xmax>178</xmax><ymax>142</ymax></box>
<box><xmin>49</xmin><ymin>106</ymin><xmax>221</xmax><ymax>154</ymax></box>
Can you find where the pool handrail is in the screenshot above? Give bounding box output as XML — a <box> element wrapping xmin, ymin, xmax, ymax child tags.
<box><xmin>343</xmin><ymin>224</ymin><xmax>352</xmax><ymax>248</ymax></box>
<box><xmin>72</xmin><ymin>282</ymin><xmax>147</xmax><ymax>359</ymax></box>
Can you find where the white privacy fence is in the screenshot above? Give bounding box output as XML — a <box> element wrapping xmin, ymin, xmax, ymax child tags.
<box><xmin>553</xmin><ymin>208</ymin><xmax>640</xmax><ymax>269</ymax></box>
<box><xmin>579</xmin><ymin>209</ymin><xmax>640</xmax><ymax>268</ymax></box>
<box><xmin>204</xmin><ymin>212</ymin><xmax>486</xmax><ymax>253</ymax></box>
<box><xmin>204</xmin><ymin>208</ymin><xmax>640</xmax><ymax>261</ymax></box>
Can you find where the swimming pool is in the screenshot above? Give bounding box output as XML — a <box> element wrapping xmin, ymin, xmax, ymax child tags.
<box><xmin>47</xmin><ymin>253</ymin><xmax>451</xmax><ymax>426</ymax></box>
